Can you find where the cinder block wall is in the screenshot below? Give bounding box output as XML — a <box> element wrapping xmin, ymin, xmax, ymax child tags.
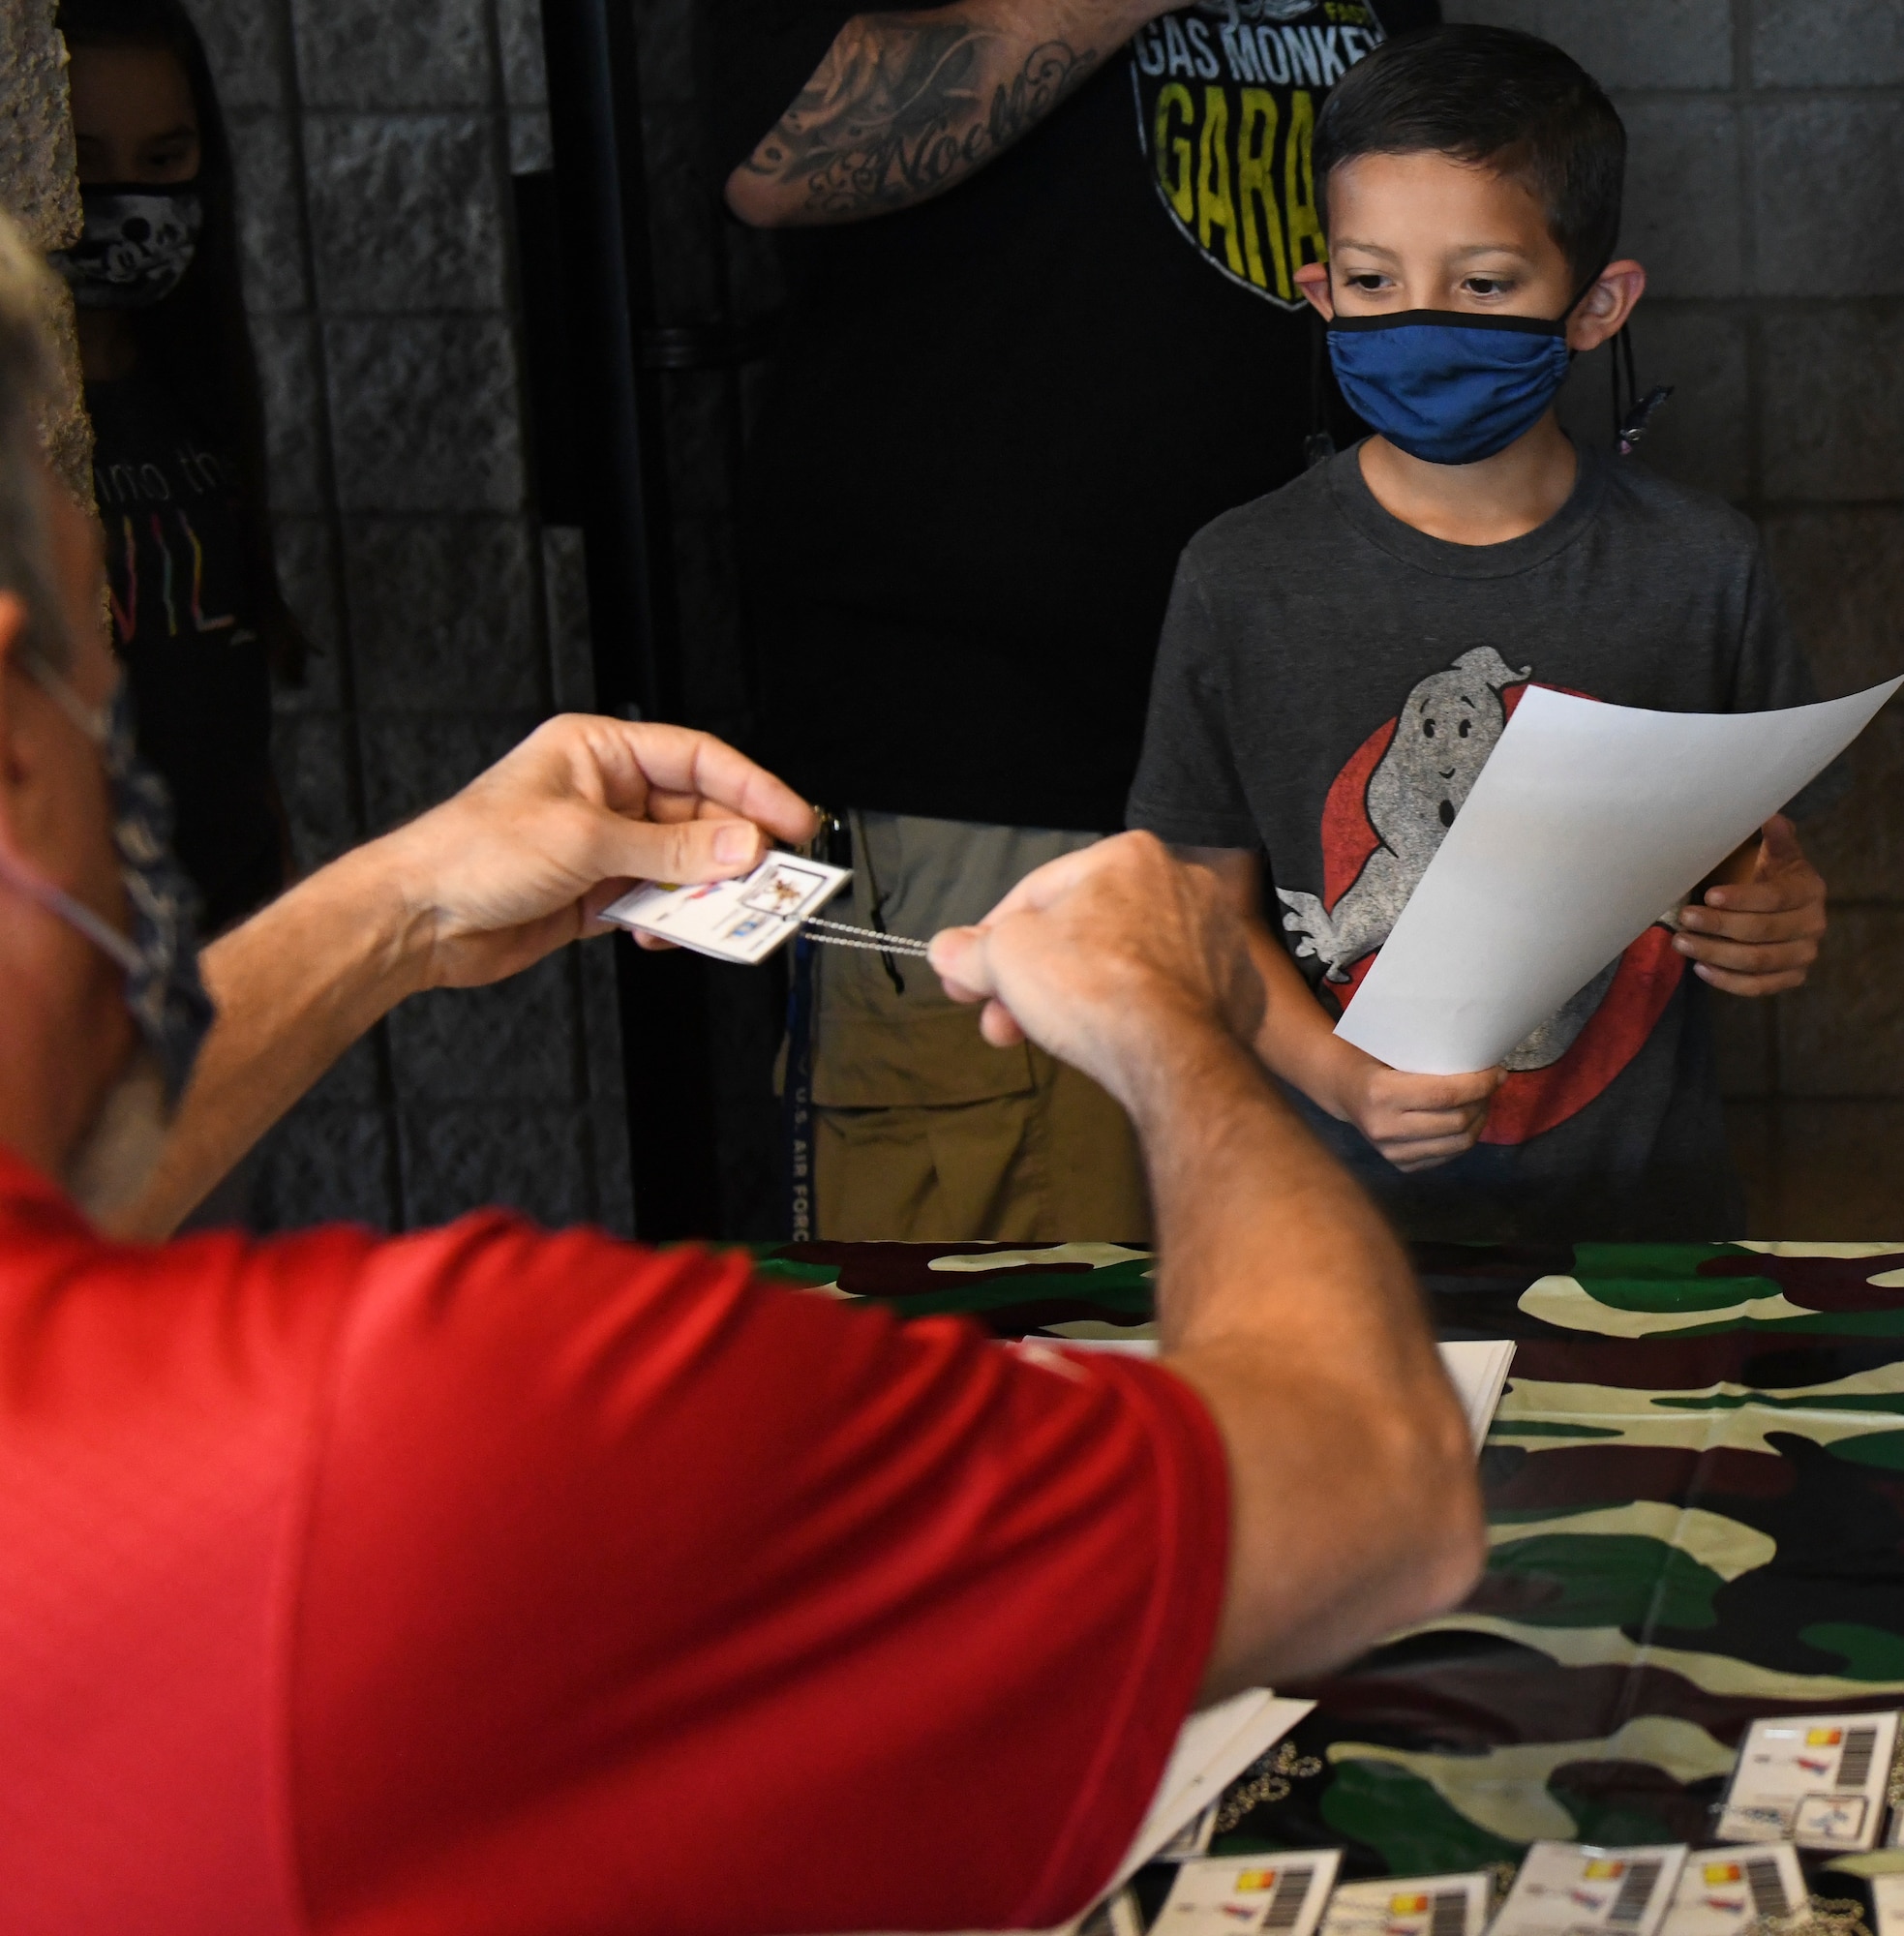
<box><xmin>1445</xmin><ymin>0</ymin><xmax>1904</xmax><ymax>1236</ymax></box>
<box><xmin>185</xmin><ymin>0</ymin><xmax>635</xmax><ymax>1232</ymax></box>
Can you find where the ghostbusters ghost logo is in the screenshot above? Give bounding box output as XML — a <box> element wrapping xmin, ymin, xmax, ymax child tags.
<box><xmin>1279</xmin><ymin>646</ymin><xmax>1525</xmax><ymax>983</ymax></box>
<box><xmin>1280</xmin><ymin>650</ymin><xmax>1687</xmax><ymax>1134</ymax></box>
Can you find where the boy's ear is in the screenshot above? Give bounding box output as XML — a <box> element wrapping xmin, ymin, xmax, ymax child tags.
<box><xmin>1294</xmin><ymin>261</ymin><xmax>1335</xmax><ymax>319</ymax></box>
<box><xmin>1567</xmin><ymin>259</ymin><xmax>1646</xmax><ymax>353</ymax></box>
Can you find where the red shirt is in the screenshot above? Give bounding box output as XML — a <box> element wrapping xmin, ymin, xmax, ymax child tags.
<box><xmin>0</xmin><ymin>1149</ymin><xmax>1227</xmax><ymax>1934</ymax></box>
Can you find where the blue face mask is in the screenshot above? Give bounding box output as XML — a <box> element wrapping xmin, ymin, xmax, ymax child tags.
<box><xmin>2</xmin><ymin>662</ymin><xmax>214</xmax><ymax>1105</ymax></box>
<box><xmin>1327</xmin><ymin>309</ymin><xmax>1574</xmax><ymax>466</ymax></box>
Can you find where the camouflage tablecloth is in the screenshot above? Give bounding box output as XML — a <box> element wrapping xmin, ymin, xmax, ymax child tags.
<box><xmin>753</xmin><ymin>1237</ymin><xmax>1904</xmax><ymax>1894</ymax></box>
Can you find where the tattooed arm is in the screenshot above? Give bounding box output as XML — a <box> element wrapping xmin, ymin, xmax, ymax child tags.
<box><xmin>726</xmin><ymin>0</ymin><xmax>1165</xmax><ymax>227</ymax></box>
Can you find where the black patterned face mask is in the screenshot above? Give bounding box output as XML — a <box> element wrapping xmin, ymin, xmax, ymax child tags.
<box><xmin>50</xmin><ymin>184</ymin><xmax>202</xmax><ymax>310</ymax></box>
<box><xmin>2</xmin><ymin>661</ymin><xmax>215</xmax><ymax>1105</ymax></box>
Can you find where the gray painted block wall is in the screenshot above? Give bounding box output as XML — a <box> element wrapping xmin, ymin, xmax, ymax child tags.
<box><xmin>185</xmin><ymin>0</ymin><xmax>635</xmax><ymax>1233</ymax></box>
<box><xmin>196</xmin><ymin>0</ymin><xmax>1903</xmax><ymax>1236</ymax></box>
<box><xmin>1445</xmin><ymin>0</ymin><xmax>1904</xmax><ymax>1232</ymax></box>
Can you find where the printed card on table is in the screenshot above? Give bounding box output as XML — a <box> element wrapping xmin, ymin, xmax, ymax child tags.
<box><xmin>1659</xmin><ymin>1846</ymin><xmax>1805</xmax><ymax>1936</ymax></box>
<box><xmin>1870</xmin><ymin>1872</ymin><xmax>1904</xmax><ymax>1936</ymax></box>
<box><xmin>1717</xmin><ymin>1711</ymin><xmax>1899</xmax><ymax>1850</ymax></box>
<box><xmin>1156</xmin><ymin>1849</ymin><xmax>1342</xmax><ymax>1935</ymax></box>
<box><xmin>600</xmin><ymin>855</ymin><xmax>851</xmax><ymax>965</ymax></box>
<box><xmin>1321</xmin><ymin>1872</ymin><xmax>1492</xmax><ymax>1936</ymax></box>
<box><xmin>1490</xmin><ymin>1842</ymin><xmax>1686</xmax><ymax>1936</ymax></box>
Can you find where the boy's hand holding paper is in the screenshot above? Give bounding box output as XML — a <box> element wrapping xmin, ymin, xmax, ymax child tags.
<box><xmin>1313</xmin><ymin>1039</ymin><xmax>1504</xmax><ymax>1173</ymax></box>
<box><xmin>1674</xmin><ymin>813</ymin><xmax>1828</xmax><ymax>996</ymax></box>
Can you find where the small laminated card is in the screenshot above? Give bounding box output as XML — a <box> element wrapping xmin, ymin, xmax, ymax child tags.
<box><xmin>1716</xmin><ymin>1712</ymin><xmax>1899</xmax><ymax>1850</ymax></box>
<box><xmin>1156</xmin><ymin>1849</ymin><xmax>1342</xmax><ymax>1935</ymax></box>
<box><xmin>1660</xmin><ymin>1846</ymin><xmax>1806</xmax><ymax>1936</ymax></box>
<box><xmin>1321</xmin><ymin>1873</ymin><xmax>1493</xmax><ymax>1936</ymax></box>
<box><xmin>600</xmin><ymin>854</ymin><xmax>851</xmax><ymax>965</ymax></box>
<box><xmin>1490</xmin><ymin>1843</ymin><xmax>1686</xmax><ymax>1936</ymax></box>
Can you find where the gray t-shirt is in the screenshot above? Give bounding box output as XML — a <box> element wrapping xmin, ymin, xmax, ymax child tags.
<box><xmin>1127</xmin><ymin>439</ymin><xmax>1828</xmax><ymax>1243</ymax></box>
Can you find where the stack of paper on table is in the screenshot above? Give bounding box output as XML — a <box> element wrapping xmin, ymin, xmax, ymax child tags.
<box><xmin>1059</xmin><ymin>1338</ymin><xmax>1516</xmax><ymax>1457</ymax></box>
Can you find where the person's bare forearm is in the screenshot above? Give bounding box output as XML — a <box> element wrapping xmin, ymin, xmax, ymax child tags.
<box><xmin>1133</xmin><ymin>1022</ymin><xmax>1483</xmax><ymax>1695</ymax></box>
<box><xmin>1176</xmin><ymin>846</ymin><xmax>1349</xmax><ymax>1112</ymax></box>
<box><xmin>726</xmin><ymin>0</ymin><xmax>1157</xmax><ymax>227</ymax></box>
<box><xmin>1242</xmin><ymin>916</ymin><xmax>1353</xmax><ymax>1109</ymax></box>
<box><xmin>100</xmin><ymin>841</ymin><xmax>429</xmax><ymax>1240</ymax></box>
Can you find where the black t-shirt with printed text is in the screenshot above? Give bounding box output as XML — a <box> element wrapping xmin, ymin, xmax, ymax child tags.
<box><xmin>88</xmin><ymin>376</ymin><xmax>281</xmax><ymax>933</ymax></box>
<box><xmin>714</xmin><ymin>0</ymin><xmax>1436</xmax><ymax>832</ymax></box>
<box><xmin>1126</xmin><ymin>440</ymin><xmax>1831</xmax><ymax>1243</ymax></box>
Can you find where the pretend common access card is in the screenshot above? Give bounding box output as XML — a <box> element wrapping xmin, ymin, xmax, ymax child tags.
<box><xmin>600</xmin><ymin>854</ymin><xmax>850</xmax><ymax>965</ymax></box>
<box><xmin>1659</xmin><ymin>1847</ymin><xmax>1805</xmax><ymax>1936</ymax></box>
<box><xmin>1321</xmin><ymin>1873</ymin><xmax>1492</xmax><ymax>1936</ymax></box>
<box><xmin>1716</xmin><ymin>1711</ymin><xmax>1898</xmax><ymax>1850</ymax></box>
<box><xmin>1155</xmin><ymin>1849</ymin><xmax>1342</xmax><ymax>1936</ymax></box>
<box><xmin>1489</xmin><ymin>1843</ymin><xmax>1685</xmax><ymax>1936</ymax></box>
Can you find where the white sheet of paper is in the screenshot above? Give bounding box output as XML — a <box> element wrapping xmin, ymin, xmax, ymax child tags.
<box><xmin>1154</xmin><ymin>1803</ymin><xmax>1219</xmax><ymax>1862</ymax></box>
<box><xmin>1154</xmin><ymin>1848</ymin><xmax>1342</xmax><ymax>1935</ymax></box>
<box><xmin>1490</xmin><ymin>1843</ymin><xmax>1688</xmax><ymax>1936</ymax></box>
<box><xmin>1436</xmin><ymin>1340</ymin><xmax>1517</xmax><ymax>1451</ymax></box>
<box><xmin>1334</xmin><ymin>679</ymin><xmax>1902</xmax><ymax>1075</ymax></box>
<box><xmin>1108</xmin><ymin>1691</ymin><xmax>1317</xmax><ymax>1892</ymax></box>
<box><xmin>1321</xmin><ymin>1871</ymin><xmax>1493</xmax><ymax>1936</ymax></box>
<box><xmin>599</xmin><ymin>854</ymin><xmax>850</xmax><ymax>965</ymax></box>
<box><xmin>1660</xmin><ymin>1846</ymin><xmax>1806</xmax><ymax>1936</ymax></box>
<box><xmin>1057</xmin><ymin>1339</ymin><xmax>1513</xmax><ymax>1456</ymax></box>
<box><xmin>1716</xmin><ymin>1710</ymin><xmax>1899</xmax><ymax>1849</ymax></box>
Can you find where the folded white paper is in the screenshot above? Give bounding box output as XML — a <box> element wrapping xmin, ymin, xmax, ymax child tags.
<box><xmin>1335</xmin><ymin>679</ymin><xmax>1902</xmax><ymax>1075</ymax></box>
<box><xmin>1436</xmin><ymin>1340</ymin><xmax>1517</xmax><ymax>1452</ymax></box>
<box><xmin>1108</xmin><ymin>1690</ymin><xmax>1316</xmax><ymax>1892</ymax></box>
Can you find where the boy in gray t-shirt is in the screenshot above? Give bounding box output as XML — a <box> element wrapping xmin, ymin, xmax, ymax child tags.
<box><xmin>1126</xmin><ymin>26</ymin><xmax>1833</xmax><ymax>1242</ymax></box>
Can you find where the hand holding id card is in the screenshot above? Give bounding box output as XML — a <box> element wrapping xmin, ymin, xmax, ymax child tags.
<box><xmin>601</xmin><ymin>855</ymin><xmax>852</xmax><ymax>964</ymax></box>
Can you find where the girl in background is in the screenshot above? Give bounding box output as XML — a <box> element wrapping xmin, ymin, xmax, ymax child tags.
<box><xmin>52</xmin><ymin>0</ymin><xmax>306</xmax><ymax>933</ymax></box>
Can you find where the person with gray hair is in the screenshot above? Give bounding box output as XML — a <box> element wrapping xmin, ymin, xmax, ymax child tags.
<box><xmin>0</xmin><ymin>207</ymin><xmax>1481</xmax><ymax>1933</ymax></box>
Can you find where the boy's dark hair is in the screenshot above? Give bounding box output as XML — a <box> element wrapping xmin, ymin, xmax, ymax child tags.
<box><xmin>1313</xmin><ymin>24</ymin><xmax>1626</xmax><ymax>291</ymax></box>
<box><xmin>57</xmin><ymin>0</ymin><xmax>309</xmax><ymax>683</ymax></box>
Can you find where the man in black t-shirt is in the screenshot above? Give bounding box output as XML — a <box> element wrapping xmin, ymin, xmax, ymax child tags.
<box><xmin>717</xmin><ymin>0</ymin><xmax>1436</xmax><ymax>1240</ymax></box>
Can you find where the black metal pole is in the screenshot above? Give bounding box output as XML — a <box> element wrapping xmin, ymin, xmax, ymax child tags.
<box><xmin>538</xmin><ymin>0</ymin><xmax>722</xmax><ymax>1237</ymax></box>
